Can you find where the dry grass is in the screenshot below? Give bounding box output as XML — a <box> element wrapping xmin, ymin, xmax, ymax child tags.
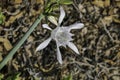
<box><xmin>0</xmin><ymin>0</ymin><xmax>120</xmax><ymax>80</ymax></box>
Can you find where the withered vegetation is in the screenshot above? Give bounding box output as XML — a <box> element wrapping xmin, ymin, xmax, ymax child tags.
<box><xmin>0</xmin><ymin>0</ymin><xmax>120</xmax><ymax>80</ymax></box>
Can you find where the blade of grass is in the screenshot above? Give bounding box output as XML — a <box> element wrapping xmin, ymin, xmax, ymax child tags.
<box><xmin>0</xmin><ymin>14</ymin><xmax>44</xmax><ymax>70</ymax></box>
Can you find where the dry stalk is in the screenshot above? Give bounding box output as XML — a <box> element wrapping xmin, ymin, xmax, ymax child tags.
<box><xmin>100</xmin><ymin>19</ymin><xmax>114</xmax><ymax>42</ymax></box>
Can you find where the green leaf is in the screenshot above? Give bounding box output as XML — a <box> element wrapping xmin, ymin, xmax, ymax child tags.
<box><xmin>44</xmin><ymin>0</ymin><xmax>72</xmax><ymax>15</ymax></box>
<box><xmin>0</xmin><ymin>73</ymin><xmax>4</xmax><ymax>79</ymax></box>
<box><xmin>6</xmin><ymin>73</ymin><xmax>21</xmax><ymax>80</ymax></box>
<box><xmin>13</xmin><ymin>73</ymin><xmax>21</xmax><ymax>80</ymax></box>
<box><xmin>63</xmin><ymin>74</ymin><xmax>72</xmax><ymax>80</ymax></box>
<box><xmin>59</xmin><ymin>0</ymin><xmax>73</xmax><ymax>5</ymax></box>
<box><xmin>44</xmin><ymin>0</ymin><xmax>59</xmax><ymax>15</ymax></box>
<box><xmin>0</xmin><ymin>12</ymin><xmax>5</xmax><ymax>24</ymax></box>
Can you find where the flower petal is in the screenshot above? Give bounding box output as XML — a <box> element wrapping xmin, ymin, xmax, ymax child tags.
<box><xmin>48</xmin><ymin>16</ymin><xmax>58</xmax><ymax>26</ymax></box>
<box><xmin>56</xmin><ymin>43</ymin><xmax>63</xmax><ymax>64</ymax></box>
<box><xmin>36</xmin><ymin>37</ymin><xmax>52</xmax><ymax>51</ymax></box>
<box><xmin>68</xmin><ymin>23</ymin><xmax>84</xmax><ymax>31</ymax></box>
<box><xmin>69</xmin><ymin>32</ymin><xmax>74</xmax><ymax>36</ymax></box>
<box><xmin>67</xmin><ymin>42</ymin><xmax>79</xmax><ymax>54</ymax></box>
<box><xmin>58</xmin><ymin>6</ymin><xmax>65</xmax><ymax>25</ymax></box>
<box><xmin>42</xmin><ymin>24</ymin><xmax>52</xmax><ymax>30</ymax></box>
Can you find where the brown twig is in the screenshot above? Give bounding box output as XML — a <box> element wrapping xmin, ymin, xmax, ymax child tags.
<box><xmin>100</xmin><ymin>19</ymin><xmax>114</xmax><ymax>42</ymax></box>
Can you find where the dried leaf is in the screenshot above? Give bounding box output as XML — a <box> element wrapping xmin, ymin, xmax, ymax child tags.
<box><xmin>0</xmin><ymin>37</ymin><xmax>12</xmax><ymax>51</ymax></box>
<box><xmin>0</xmin><ymin>45</ymin><xmax>3</xmax><ymax>52</ymax></box>
<box><xmin>0</xmin><ymin>37</ymin><xmax>4</xmax><ymax>42</ymax></box>
<box><xmin>104</xmin><ymin>0</ymin><xmax>110</xmax><ymax>7</ymax></box>
<box><xmin>104</xmin><ymin>76</ymin><xmax>107</xmax><ymax>80</ymax></box>
<box><xmin>12</xmin><ymin>59</ymin><xmax>19</xmax><ymax>71</ymax></box>
<box><xmin>112</xmin><ymin>70</ymin><xmax>120</xmax><ymax>80</ymax></box>
<box><xmin>5</xmin><ymin>11</ymin><xmax>24</xmax><ymax>26</ymax></box>
<box><xmin>14</xmin><ymin>0</ymin><xmax>22</xmax><ymax>4</ymax></box>
<box><xmin>36</xmin><ymin>0</ymin><xmax>44</xmax><ymax>4</ymax></box>
<box><xmin>116</xmin><ymin>1</ymin><xmax>120</xmax><ymax>7</ymax></box>
<box><xmin>92</xmin><ymin>0</ymin><xmax>110</xmax><ymax>8</ymax></box>
<box><xmin>103</xmin><ymin>16</ymin><xmax>113</xmax><ymax>26</ymax></box>
<box><xmin>105</xmin><ymin>59</ymin><xmax>115</xmax><ymax>65</ymax></box>
<box><xmin>3</xmin><ymin>39</ymin><xmax>12</xmax><ymax>51</ymax></box>
<box><xmin>113</xmin><ymin>17</ymin><xmax>120</xmax><ymax>23</ymax></box>
<box><xmin>92</xmin><ymin>1</ymin><xmax>104</xmax><ymax>8</ymax></box>
<box><xmin>116</xmin><ymin>52</ymin><xmax>120</xmax><ymax>59</ymax></box>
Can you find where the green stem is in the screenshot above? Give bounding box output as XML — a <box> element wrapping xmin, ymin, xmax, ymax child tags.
<box><xmin>0</xmin><ymin>14</ymin><xmax>44</xmax><ymax>70</ymax></box>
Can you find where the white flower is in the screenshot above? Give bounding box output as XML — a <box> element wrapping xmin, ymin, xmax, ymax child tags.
<box><xmin>36</xmin><ymin>6</ymin><xmax>84</xmax><ymax>64</ymax></box>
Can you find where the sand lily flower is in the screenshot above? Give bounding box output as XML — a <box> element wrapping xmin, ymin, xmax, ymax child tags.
<box><xmin>36</xmin><ymin>6</ymin><xmax>84</xmax><ymax>64</ymax></box>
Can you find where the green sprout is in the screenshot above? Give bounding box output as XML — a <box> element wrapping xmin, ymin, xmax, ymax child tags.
<box><xmin>0</xmin><ymin>12</ymin><xmax>5</xmax><ymax>25</ymax></box>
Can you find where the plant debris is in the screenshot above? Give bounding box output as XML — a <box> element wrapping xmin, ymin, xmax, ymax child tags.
<box><xmin>0</xmin><ymin>0</ymin><xmax>120</xmax><ymax>80</ymax></box>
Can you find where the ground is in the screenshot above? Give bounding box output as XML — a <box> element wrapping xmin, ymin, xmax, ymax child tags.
<box><xmin>0</xmin><ymin>0</ymin><xmax>120</xmax><ymax>80</ymax></box>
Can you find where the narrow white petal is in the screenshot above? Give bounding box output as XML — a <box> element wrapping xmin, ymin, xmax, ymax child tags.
<box><xmin>56</xmin><ymin>43</ymin><xmax>63</xmax><ymax>64</ymax></box>
<box><xmin>58</xmin><ymin>6</ymin><xmax>65</xmax><ymax>25</ymax></box>
<box><xmin>68</xmin><ymin>23</ymin><xmax>84</xmax><ymax>31</ymax></box>
<box><xmin>42</xmin><ymin>24</ymin><xmax>52</xmax><ymax>30</ymax></box>
<box><xmin>48</xmin><ymin>16</ymin><xmax>58</xmax><ymax>26</ymax></box>
<box><xmin>69</xmin><ymin>33</ymin><xmax>74</xmax><ymax>36</ymax></box>
<box><xmin>36</xmin><ymin>37</ymin><xmax>51</xmax><ymax>51</ymax></box>
<box><xmin>67</xmin><ymin>42</ymin><xmax>79</xmax><ymax>54</ymax></box>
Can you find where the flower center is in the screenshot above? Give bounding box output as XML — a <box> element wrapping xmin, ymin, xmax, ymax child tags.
<box><xmin>56</xmin><ymin>30</ymin><xmax>68</xmax><ymax>44</ymax></box>
<box><xmin>51</xmin><ymin>27</ymin><xmax>72</xmax><ymax>46</ymax></box>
